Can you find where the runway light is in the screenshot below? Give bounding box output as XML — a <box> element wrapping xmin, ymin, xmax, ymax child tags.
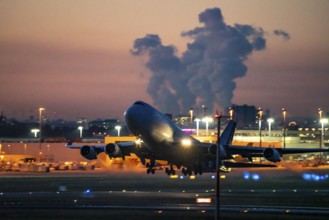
<box><xmin>170</xmin><ymin>175</ymin><xmax>178</xmax><ymax>179</ymax></box>
<box><xmin>302</xmin><ymin>173</ymin><xmax>329</xmax><ymax>181</ymax></box>
<box><xmin>243</xmin><ymin>172</ymin><xmax>250</xmax><ymax>180</ymax></box>
<box><xmin>196</xmin><ymin>198</ymin><xmax>212</xmax><ymax>204</ymax></box>
<box><xmin>189</xmin><ymin>175</ymin><xmax>196</xmax><ymax>180</ymax></box>
<box><xmin>252</xmin><ymin>174</ymin><xmax>260</xmax><ymax>181</ymax></box>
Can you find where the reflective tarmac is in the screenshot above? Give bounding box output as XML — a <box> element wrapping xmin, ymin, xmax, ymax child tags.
<box><xmin>1</xmin><ymin>168</ymin><xmax>329</xmax><ymax>219</ymax></box>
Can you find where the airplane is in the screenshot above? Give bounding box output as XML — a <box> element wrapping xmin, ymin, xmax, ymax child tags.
<box><xmin>67</xmin><ymin>101</ymin><xmax>329</xmax><ymax>176</ymax></box>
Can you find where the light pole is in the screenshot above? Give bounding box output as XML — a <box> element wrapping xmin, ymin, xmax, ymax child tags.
<box><xmin>78</xmin><ymin>126</ymin><xmax>83</xmax><ymax>138</ymax></box>
<box><xmin>189</xmin><ymin>108</ymin><xmax>194</xmax><ymax>135</ymax></box>
<box><xmin>228</xmin><ymin>107</ymin><xmax>234</xmax><ymax>120</ymax></box>
<box><xmin>282</xmin><ymin>108</ymin><xmax>287</xmax><ymax>148</ymax></box>
<box><xmin>258</xmin><ymin>108</ymin><xmax>263</xmax><ymax>147</ymax></box>
<box><xmin>319</xmin><ymin>109</ymin><xmax>323</xmax><ymax>148</ymax></box>
<box><xmin>202</xmin><ymin>105</ymin><xmax>208</xmax><ymax>116</ymax></box>
<box><xmin>319</xmin><ymin>108</ymin><xmax>323</xmax><ymax>120</ymax></box>
<box><xmin>31</xmin><ymin>129</ymin><xmax>40</xmax><ymax>138</ymax></box>
<box><xmin>320</xmin><ymin>118</ymin><xmax>328</xmax><ymax>161</ymax></box>
<box><xmin>194</xmin><ymin>118</ymin><xmax>201</xmax><ymax>136</ymax></box>
<box><xmin>202</xmin><ymin>116</ymin><xmax>213</xmax><ymax>136</ymax></box>
<box><xmin>267</xmin><ymin>118</ymin><xmax>274</xmax><ymax>141</ymax></box>
<box><xmin>320</xmin><ymin>118</ymin><xmax>328</xmax><ymax>148</ymax></box>
<box><xmin>115</xmin><ymin>125</ymin><xmax>122</xmax><ymax>136</ymax></box>
<box><xmin>38</xmin><ymin>107</ymin><xmax>45</xmax><ymax>151</ymax></box>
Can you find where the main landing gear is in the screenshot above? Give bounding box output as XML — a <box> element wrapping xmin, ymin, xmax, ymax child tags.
<box><xmin>146</xmin><ymin>159</ymin><xmax>155</xmax><ymax>174</ymax></box>
<box><xmin>181</xmin><ymin>167</ymin><xmax>192</xmax><ymax>176</ymax></box>
<box><xmin>165</xmin><ymin>164</ymin><xmax>176</xmax><ymax>175</ymax></box>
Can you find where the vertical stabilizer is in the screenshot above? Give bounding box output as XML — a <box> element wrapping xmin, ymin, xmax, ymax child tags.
<box><xmin>220</xmin><ymin>121</ymin><xmax>236</xmax><ymax>146</ymax></box>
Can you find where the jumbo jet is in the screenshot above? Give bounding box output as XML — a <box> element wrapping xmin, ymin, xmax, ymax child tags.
<box><xmin>67</xmin><ymin>101</ymin><xmax>329</xmax><ymax>175</ymax></box>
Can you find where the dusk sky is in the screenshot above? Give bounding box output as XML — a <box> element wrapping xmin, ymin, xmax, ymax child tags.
<box><xmin>1</xmin><ymin>0</ymin><xmax>329</xmax><ymax>120</ymax></box>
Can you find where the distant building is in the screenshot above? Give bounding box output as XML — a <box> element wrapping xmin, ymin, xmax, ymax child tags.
<box><xmin>0</xmin><ymin>111</ymin><xmax>6</xmax><ymax>126</ymax></box>
<box><xmin>229</xmin><ymin>104</ymin><xmax>257</xmax><ymax>129</ymax></box>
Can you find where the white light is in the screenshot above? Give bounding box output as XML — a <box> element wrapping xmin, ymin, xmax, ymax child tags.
<box><xmin>115</xmin><ymin>125</ymin><xmax>122</xmax><ymax>136</ymax></box>
<box><xmin>181</xmin><ymin>138</ymin><xmax>192</xmax><ymax>147</ymax></box>
<box><xmin>31</xmin><ymin>129</ymin><xmax>40</xmax><ymax>138</ymax></box>
<box><xmin>78</xmin><ymin>126</ymin><xmax>83</xmax><ymax>138</ymax></box>
<box><xmin>196</xmin><ymin>198</ymin><xmax>212</xmax><ymax>204</ymax></box>
<box><xmin>320</xmin><ymin>118</ymin><xmax>328</xmax><ymax>124</ymax></box>
<box><xmin>135</xmin><ymin>138</ymin><xmax>143</xmax><ymax>147</ymax></box>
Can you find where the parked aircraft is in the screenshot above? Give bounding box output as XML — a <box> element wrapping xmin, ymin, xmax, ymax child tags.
<box><xmin>67</xmin><ymin>101</ymin><xmax>329</xmax><ymax>175</ymax></box>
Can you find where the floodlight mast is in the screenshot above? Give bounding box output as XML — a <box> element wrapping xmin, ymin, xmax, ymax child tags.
<box><xmin>214</xmin><ymin>112</ymin><xmax>231</xmax><ymax>220</ymax></box>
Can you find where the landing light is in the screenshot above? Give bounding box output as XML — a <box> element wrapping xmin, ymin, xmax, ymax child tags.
<box><xmin>135</xmin><ymin>139</ymin><xmax>143</xmax><ymax>147</ymax></box>
<box><xmin>196</xmin><ymin>198</ymin><xmax>212</xmax><ymax>204</ymax></box>
<box><xmin>181</xmin><ymin>138</ymin><xmax>192</xmax><ymax>147</ymax></box>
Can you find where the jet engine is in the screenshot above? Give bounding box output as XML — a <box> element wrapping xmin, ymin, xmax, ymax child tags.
<box><xmin>208</xmin><ymin>144</ymin><xmax>226</xmax><ymax>158</ymax></box>
<box><xmin>105</xmin><ymin>143</ymin><xmax>122</xmax><ymax>158</ymax></box>
<box><xmin>208</xmin><ymin>144</ymin><xmax>217</xmax><ymax>155</ymax></box>
<box><xmin>263</xmin><ymin>148</ymin><xmax>281</xmax><ymax>162</ymax></box>
<box><xmin>80</xmin><ymin>145</ymin><xmax>98</xmax><ymax>160</ymax></box>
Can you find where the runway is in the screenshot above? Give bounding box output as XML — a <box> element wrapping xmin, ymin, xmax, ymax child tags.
<box><xmin>1</xmin><ymin>168</ymin><xmax>329</xmax><ymax>219</ymax></box>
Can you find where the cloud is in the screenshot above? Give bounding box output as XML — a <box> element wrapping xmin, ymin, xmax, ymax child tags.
<box><xmin>273</xmin><ymin>29</ymin><xmax>291</xmax><ymax>40</ymax></box>
<box><xmin>131</xmin><ymin>7</ymin><xmax>288</xmax><ymax>114</ymax></box>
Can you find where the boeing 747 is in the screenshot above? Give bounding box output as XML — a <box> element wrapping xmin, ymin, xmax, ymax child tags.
<box><xmin>67</xmin><ymin>101</ymin><xmax>329</xmax><ymax>175</ymax></box>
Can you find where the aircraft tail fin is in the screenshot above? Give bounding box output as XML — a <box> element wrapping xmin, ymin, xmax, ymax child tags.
<box><xmin>220</xmin><ymin>121</ymin><xmax>236</xmax><ymax>146</ymax></box>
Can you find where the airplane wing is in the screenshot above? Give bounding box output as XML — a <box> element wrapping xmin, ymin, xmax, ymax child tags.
<box><xmin>66</xmin><ymin>141</ymin><xmax>137</xmax><ymax>160</ymax></box>
<box><xmin>223</xmin><ymin>161</ymin><xmax>277</xmax><ymax>168</ymax></box>
<box><xmin>66</xmin><ymin>140</ymin><xmax>159</xmax><ymax>164</ymax></box>
<box><xmin>227</xmin><ymin>145</ymin><xmax>329</xmax><ymax>162</ymax></box>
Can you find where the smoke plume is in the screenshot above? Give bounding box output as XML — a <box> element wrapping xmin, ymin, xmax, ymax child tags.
<box><xmin>131</xmin><ymin>7</ymin><xmax>288</xmax><ymax>114</ymax></box>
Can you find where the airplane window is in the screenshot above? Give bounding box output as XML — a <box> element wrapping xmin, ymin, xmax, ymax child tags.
<box><xmin>134</xmin><ymin>101</ymin><xmax>146</xmax><ymax>106</ymax></box>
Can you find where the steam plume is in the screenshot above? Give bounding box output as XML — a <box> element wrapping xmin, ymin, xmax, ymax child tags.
<box><xmin>131</xmin><ymin>7</ymin><xmax>288</xmax><ymax>114</ymax></box>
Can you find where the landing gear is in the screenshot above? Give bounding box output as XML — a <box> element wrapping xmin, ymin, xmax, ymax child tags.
<box><xmin>182</xmin><ymin>167</ymin><xmax>192</xmax><ymax>176</ymax></box>
<box><xmin>146</xmin><ymin>159</ymin><xmax>155</xmax><ymax>174</ymax></box>
<box><xmin>181</xmin><ymin>163</ymin><xmax>203</xmax><ymax>176</ymax></box>
<box><xmin>193</xmin><ymin>163</ymin><xmax>203</xmax><ymax>175</ymax></box>
<box><xmin>165</xmin><ymin>164</ymin><xmax>176</xmax><ymax>175</ymax></box>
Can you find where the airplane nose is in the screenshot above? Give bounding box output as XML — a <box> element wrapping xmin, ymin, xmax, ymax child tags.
<box><xmin>124</xmin><ymin>104</ymin><xmax>141</xmax><ymax>135</ymax></box>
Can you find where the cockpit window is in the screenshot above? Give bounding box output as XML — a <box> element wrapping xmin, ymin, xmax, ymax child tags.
<box><xmin>134</xmin><ymin>101</ymin><xmax>146</xmax><ymax>106</ymax></box>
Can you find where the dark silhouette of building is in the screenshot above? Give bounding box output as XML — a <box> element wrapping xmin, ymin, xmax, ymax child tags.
<box><xmin>229</xmin><ymin>105</ymin><xmax>257</xmax><ymax>129</ymax></box>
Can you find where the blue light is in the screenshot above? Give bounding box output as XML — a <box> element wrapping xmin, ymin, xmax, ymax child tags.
<box><xmin>211</xmin><ymin>175</ymin><xmax>215</xmax><ymax>179</ymax></box>
<box><xmin>252</xmin><ymin>174</ymin><xmax>260</xmax><ymax>181</ymax></box>
<box><xmin>243</xmin><ymin>172</ymin><xmax>250</xmax><ymax>180</ymax></box>
<box><xmin>180</xmin><ymin>175</ymin><xmax>184</xmax><ymax>179</ymax></box>
<box><xmin>302</xmin><ymin>173</ymin><xmax>311</xmax><ymax>181</ymax></box>
<box><xmin>302</xmin><ymin>173</ymin><xmax>329</xmax><ymax>181</ymax></box>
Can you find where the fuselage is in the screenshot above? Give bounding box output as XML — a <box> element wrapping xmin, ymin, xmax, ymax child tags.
<box><xmin>124</xmin><ymin>101</ymin><xmax>204</xmax><ymax>165</ymax></box>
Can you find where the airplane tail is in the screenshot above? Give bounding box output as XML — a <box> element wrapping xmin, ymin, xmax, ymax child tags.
<box><xmin>220</xmin><ymin>121</ymin><xmax>236</xmax><ymax>146</ymax></box>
